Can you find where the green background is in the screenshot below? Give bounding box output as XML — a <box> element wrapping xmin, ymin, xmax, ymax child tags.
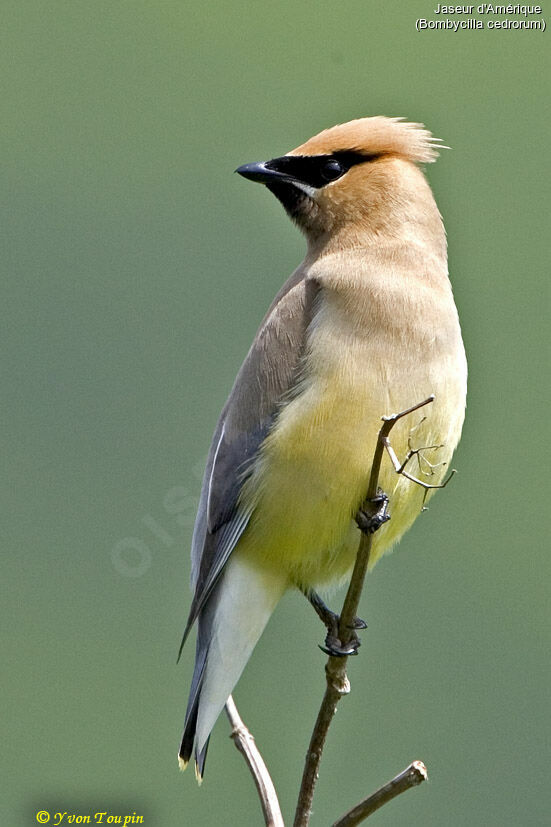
<box><xmin>3</xmin><ymin>2</ymin><xmax>549</xmax><ymax>825</ymax></box>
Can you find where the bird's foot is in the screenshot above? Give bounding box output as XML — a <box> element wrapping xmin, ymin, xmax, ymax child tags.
<box><xmin>305</xmin><ymin>590</ymin><xmax>367</xmax><ymax>657</ymax></box>
<box><xmin>319</xmin><ymin>627</ymin><xmax>362</xmax><ymax>658</ymax></box>
<box><xmin>356</xmin><ymin>490</ymin><xmax>390</xmax><ymax>535</ymax></box>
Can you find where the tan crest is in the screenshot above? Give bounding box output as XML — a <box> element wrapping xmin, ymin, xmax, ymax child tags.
<box><xmin>289</xmin><ymin>116</ymin><xmax>445</xmax><ymax>164</ymax></box>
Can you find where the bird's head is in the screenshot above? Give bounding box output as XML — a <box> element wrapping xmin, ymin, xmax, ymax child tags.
<box><xmin>236</xmin><ymin>117</ymin><xmax>444</xmax><ymax>250</ymax></box>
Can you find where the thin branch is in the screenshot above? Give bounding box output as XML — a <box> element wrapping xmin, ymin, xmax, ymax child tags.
<box><xmin>225</xmin><ymin>695</ymin><xmax>284</xmax><ymax>827</ymax></box>
<box><xmin>293</xmin><ymin>396</ymin><xmax>436</xmax><ymax>827</ymax></box>
<box><xmin>331</xmin><ymin>761</ymin><xmax>428</xmax><ymax>826</ymax></box>
<box><xmin>382</xmin><ymin>436</ymin><xmax>456</xmax><ymax>490</ymax></box>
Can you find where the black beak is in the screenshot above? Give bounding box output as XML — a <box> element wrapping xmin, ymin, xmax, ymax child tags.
<box><xmin>235</xmin><ymin>161</ymin><xmax>298</xmax><ymax>186</ymax></box>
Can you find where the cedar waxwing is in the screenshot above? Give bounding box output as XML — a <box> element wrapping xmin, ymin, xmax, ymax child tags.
<box><xmin>178</xmin><ymin>116</ymin><xmax>467</xmax><ymax>779</ymax></box>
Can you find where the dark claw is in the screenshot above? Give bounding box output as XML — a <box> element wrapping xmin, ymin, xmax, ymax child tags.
<box><xmin>319</xmin><ymin>629</ymin><xmax>361</xmax><ymax>657</ymax></box>
<box><xmin>348</xmin><ymin>617</ymin><xmax>368</xmax><ymax>630</ymax></box>
<box><xmin>319</xmin><ymin>645</ymin><xmax>358</xmax><ymax>657</ymax></box>
<box><xmin>319</xmin><ymin>642</ymin><xmax>359</xmax><ymax>657</ymax></box>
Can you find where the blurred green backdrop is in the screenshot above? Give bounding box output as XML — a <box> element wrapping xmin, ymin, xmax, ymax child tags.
<box><xmin>3</xmin><ymin>2</ymin><xmax>549</xmax><ymax>825</ymax></box>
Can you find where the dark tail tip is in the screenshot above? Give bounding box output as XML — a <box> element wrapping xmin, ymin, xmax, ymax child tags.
<box><xmin>195</xmin><ymin>738</ymin><xmax>210</xmax><ymax>783</ymax></box>
<box><xmin>178</xmin><ymin>705</ymin><xmax>210</xmax><ymax>783</ymax></box>
<box><xmin>178</xmin><ymin>700</ymin><xmax>198</xmax><ymax>771</ymax></box>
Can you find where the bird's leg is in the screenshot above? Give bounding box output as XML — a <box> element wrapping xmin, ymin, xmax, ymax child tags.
<box><xmin>356</xmin><ymin>489</ymin><xmax>391</xmax><ymax>535</ymax></box>
<box><xmin>304</xmin><ymin>589</ymin><xmax>367</xmax><ymax>658</ymax></box>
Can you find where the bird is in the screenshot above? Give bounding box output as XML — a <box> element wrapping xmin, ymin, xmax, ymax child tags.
<box><xmin>178</xmin><ymin>116</ymin><xmax>467</xmax><ymax>780</ymax></box>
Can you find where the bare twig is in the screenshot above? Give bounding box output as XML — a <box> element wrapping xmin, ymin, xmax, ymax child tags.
<box><xmin>382</xmin><ymin>436</ymin><xmax>456</xmax><ymax>490</ymax></box>
<box><xmin>331</xmin><ymin>761</ymin><xmax>428</xmax><ymax>826</ymax></box>
<box><xmin>293</xmin><ymin>396</ymin><xmax>436</xmax><ymax>827</ymax></box>
<box><xmin>225</xmin><ymin>695</ymin><xmax>284</xmax><ymax>827</ymax></box>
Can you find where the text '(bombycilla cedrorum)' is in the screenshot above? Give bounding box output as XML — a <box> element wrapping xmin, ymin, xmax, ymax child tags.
<box><xmin>178</xmin><ymin>116</ymin><xmax>467</xmax><ymax>780</ymax></box>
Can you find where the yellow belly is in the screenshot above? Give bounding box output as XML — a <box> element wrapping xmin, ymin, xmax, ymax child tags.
<box><xmin>237</xmin><ymin>367</ymin><xmax>460</xmax><ymax>591</ymax></box>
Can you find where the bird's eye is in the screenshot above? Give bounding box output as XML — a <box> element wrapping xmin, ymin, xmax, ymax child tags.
<box><xmin>321</xmin><ymin>158</ymin><xmax>346</xmax><ymax>183</ymax></box>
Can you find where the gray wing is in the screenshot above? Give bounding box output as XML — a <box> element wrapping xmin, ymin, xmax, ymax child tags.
<box><xmin>179</xmin><ymin>269</ymin><xmax>319</xmax><ymax>653</ymax></box>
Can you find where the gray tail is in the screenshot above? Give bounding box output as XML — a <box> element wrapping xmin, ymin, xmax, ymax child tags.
<box><xmin>178</xmin><ymin>555</ymin><xmax>285</xmax><ymax>781</ymax></box>
<box><xmin>178</xmin><ymin>599</ymin><xmax>214</xmax><ymax>781</ymax></box>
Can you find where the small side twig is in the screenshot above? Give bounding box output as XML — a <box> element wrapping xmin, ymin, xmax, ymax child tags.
<box><xmin>331</xmin><ymin>761</ymin><xmax>429</xmax><ymax>827</ymax></box>
<box><xmin>293</xmin><ymin>396</ymin><xmax>436</xmax><ymax>827</ymax></box>
<box><xmin>225</xmin><ymin>695</ymin><xmax>284</xmax><ymax>827</ymax></box>
<box><xmin>382</xmin><ymin>436</ymin><xmax>456</xmax><ymax>491</ymax></box>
